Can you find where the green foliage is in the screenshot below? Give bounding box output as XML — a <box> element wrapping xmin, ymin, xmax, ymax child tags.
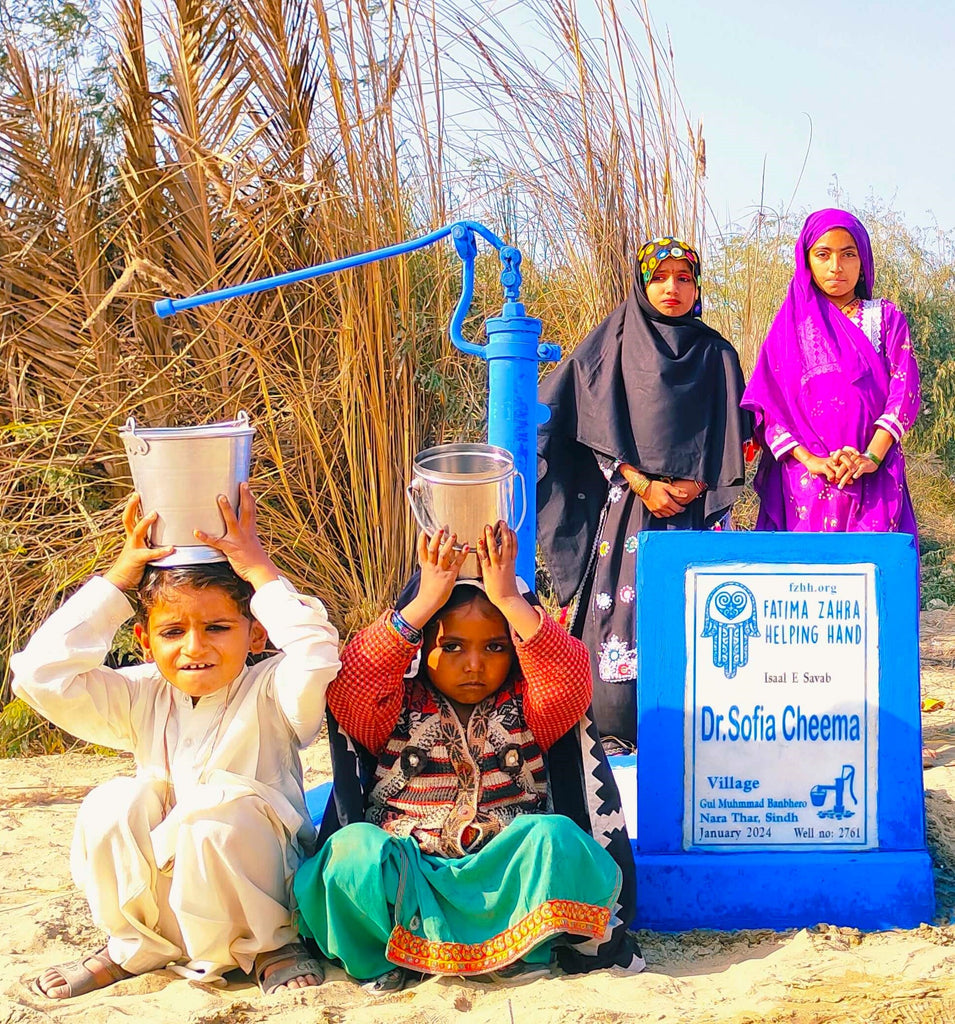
<box><xmin>0</xmin><ymin>696</ymin><xmax>71</xmax><ymax>755</ymax></box>
<box><xmin>0</xmin><ymin>0</ymin><xmax>115</xmax><ymax>134</ymax></box>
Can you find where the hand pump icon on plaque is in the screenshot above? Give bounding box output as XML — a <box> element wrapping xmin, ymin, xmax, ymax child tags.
<box><xmin>810</xmin><ymin>765</ymin><xmax>858</xmax><ymax>820</ymax></box>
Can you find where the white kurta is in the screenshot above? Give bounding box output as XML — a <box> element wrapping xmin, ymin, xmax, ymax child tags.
<box><xmin>11</xmin><ymin>575</ymin><xmax>341</xmax><ymax>979</ymax></box>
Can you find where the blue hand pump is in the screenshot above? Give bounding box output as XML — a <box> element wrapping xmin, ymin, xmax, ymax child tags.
<box><xmin>154</xmin><ymin>221</ymin><xmax>560</xmax><ymax>585</ymax></box>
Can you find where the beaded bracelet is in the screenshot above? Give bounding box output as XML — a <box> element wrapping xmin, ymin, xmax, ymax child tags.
<box><xmin>390</xmin><ymin>610</ymin><xmax>423</xmax><ymax>645</ymax></box>
<box><xmin>863</xmin><ymin>450</ymin><xmax>883</xmax><ymax>467</ymax></box>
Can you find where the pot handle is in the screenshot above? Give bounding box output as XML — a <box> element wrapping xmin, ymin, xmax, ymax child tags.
<box><xmin>511</xmin><ymin>470</ymin><xmax>527</xmax><ymax>533</ymax></box>
<box><xmin>406</xmin><ymin>481</ymin><xmax>432</xmax><ymax>533</ymax></box>
<box><xmin>120</xmin><ymin>417</ymin><xmax>150</xmax><ymax>456</ymax></box>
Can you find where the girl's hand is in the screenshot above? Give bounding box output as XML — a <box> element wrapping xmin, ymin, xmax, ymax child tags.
<box><xmin>799</xmin><ymin>454</ymin><xmax>839</xmax><ymax>482</ymax></box>
<box><xmin>477</xmin><ymin>523</ymin><xmax>541</xmax><ymax>640</ymax></box>
<box><xmin>848</xmin><ymin>454</ymin><xmax>880</xmax><ymax>482</ymax></box>
<box><xmin>477</xmin><ymin>522</ymin><xmax>521</xmax><ymax>606</ymax></box>
<box><xmin>194</xmin><ymin>482</ymin><xmax>280</xmax><ymax>590</ymax></box>
<box><xmin>641</xmin><ymin>480</ymin><xmax>689</xmax><ymax>518</ymax></box>
<box><xmin>831</xmin><ymin>446</ymin><xmax>861</xmax><ymax>488</ymax></box>
<box><xmin>400</xmin><ymin>529</ymin><xmax>469</xmax><ymax>630</ymax></box>
<box><xmin>103</xmin><ymin>493</ymin><xmax>175</xmax><ymax>592</ymax></box>
<box><xmin>831</xmin><ymin>445</ymin><xmax>879</xmax><ymax>487</ymax></box>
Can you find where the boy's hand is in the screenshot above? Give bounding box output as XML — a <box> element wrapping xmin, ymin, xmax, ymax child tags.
<box><xmin>194</xmin><ymin>483</ymin><xmax>280</xmax><ymax>591</ymax></box>
<box><xmin>400</xmin><ymin>529</ymin><xmax>469</xmax><ymax>630</ymax></box>
<box><xmin>103</xmin><ymin>493</ymin><xmax>175</xmax><ymax>592</ymax></box>
<box><xmin>477</xmin><ymin>522</ymin><xmax>541</xmax><ymax>640</ymax></box>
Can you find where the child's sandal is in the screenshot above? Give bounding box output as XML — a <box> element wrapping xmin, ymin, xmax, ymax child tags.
<box><xmin>362</xmin><ymin>966</ymin><xmax>411</xmax><ymax>993</ymax></box>
<box><xmin>482</xmin><ymin>960</ymin><xmax>551</xmax><ymax>984</ymax></box>
<box><xmin>254</xmin><ymin>941</ymin><xmax>324</xmax><ymax>994</ymax></box>
<box><xmin>34</xmin><ymin>945</ymin><xmax>134</xmax><ymax>999</ymax></box>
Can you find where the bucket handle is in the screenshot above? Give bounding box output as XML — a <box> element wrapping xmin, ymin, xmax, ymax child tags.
<box><xmin>121</xmin><ymin>417</ymin><xmax>150</xmax><ymax>456</ymax></box>
<box><xmin>407</xmin><ymin>474</ymin><xmax>526</xmax><ymax>538</ymax></box>
<box><xmin>406</xmin><ymin>481</ymin><xmax>433</xmax><ymax>535</ymax></box>
<box><xmin>511</xmin><ymin>470</ymin><xmax>527</xmax><ymax>533</ymax></box>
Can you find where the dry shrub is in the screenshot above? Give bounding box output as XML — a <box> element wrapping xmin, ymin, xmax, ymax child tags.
<box><xmin>0</xmin><ymin>0</ymin><xmax>702</xmax><ymax>725</ymax></box>
<box><xmin>909</xmin><ymin>453</ymin><xmax>955</xmax><ymax>606</ymax></box>
<box><xmin>706</xmin><ymin>211</ymin><xmax>796</xmax><ymax>377</ymax></box>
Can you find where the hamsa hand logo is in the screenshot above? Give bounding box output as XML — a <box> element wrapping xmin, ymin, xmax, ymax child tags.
<box><xmin>701</xmin><ymin>582</ymin><xmax>759</xmax><ymax>679</ymax></box>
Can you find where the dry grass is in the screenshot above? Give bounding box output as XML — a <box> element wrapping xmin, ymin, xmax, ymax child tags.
<box><xmin>705</xmin><ymin>211</ymin><xmax>796</xmax><ymax>377</ymax></box>
<box><xmin>441</xmin><ymin>0</ymin><xmax>706</xmax><ymax>338</ymax></box>
<box><xmin>0</xmin><ymin>0</ymin><xmax>701</xmax><ymax>748</ymax></box>
<box><xmin>1</xmin><ymin>6</ymin><xmax>952</xmax><ymax>762</ymax></box>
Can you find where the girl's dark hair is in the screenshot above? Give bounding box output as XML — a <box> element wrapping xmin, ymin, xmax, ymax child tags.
<box><xmin>419</xmin><ymin>584</ymin><xmax>519</xmax><ymax>683</ymax></box>
<box><xmin>421</xmin><ymin>584</ymin><xmax>490</xmax><ymax>644</ymax></box>
<box><xmin>135</xmin><ymin>563</ymin><xmax>254</xmax><ymax>625</ymax></box>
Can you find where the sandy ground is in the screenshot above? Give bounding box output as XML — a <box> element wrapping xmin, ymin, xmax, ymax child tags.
<box><xmin>5</xmin><ymin>612</ymin><xmax>955</xmax><ymax>1023</ymax></box>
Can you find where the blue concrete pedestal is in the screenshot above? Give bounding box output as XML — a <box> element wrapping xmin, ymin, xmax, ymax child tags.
<box><xmin>634</xmin><ymin>531</ymin><xmax>935</xmax><ymax>932</ymax></box>
<box><xmin>635</xmin><ymin>851</ymin><xmax>933</xmax><ymax>931</ymax></box>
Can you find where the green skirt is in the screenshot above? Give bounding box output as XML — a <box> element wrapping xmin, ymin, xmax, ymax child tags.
<box><xmin>293</xmin><ymin>814</ymin><xmax>622</xmax><ymax>979</ymax></box>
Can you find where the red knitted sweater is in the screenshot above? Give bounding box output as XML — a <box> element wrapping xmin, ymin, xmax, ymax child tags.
<box><xmin>328</xmin><ymin>611</ymin><xmax>592</xmax><ymax>856</ymax></box>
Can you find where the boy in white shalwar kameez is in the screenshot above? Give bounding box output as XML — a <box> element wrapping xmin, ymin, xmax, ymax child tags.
<box><xmin>12</xmin><ymin>484</ymin><xmax>341</xmax><ymax>998</ymax></box>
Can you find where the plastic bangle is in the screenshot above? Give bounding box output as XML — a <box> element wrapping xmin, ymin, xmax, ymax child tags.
<box><xmin>863</xmin><ymin>450</ymin><xmax>882</xmax><ymax>467</ymax></box>
<box><xmin>390</xmin><ymin>610</ymin><xmax>423</xmax><ymax>645</ymax></box>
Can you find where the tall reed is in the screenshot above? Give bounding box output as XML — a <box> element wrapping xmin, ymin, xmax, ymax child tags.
<box><xmin>0</xmin><ymin>0</ymin><xmax>700</xmax><ymax>729</ymax></box>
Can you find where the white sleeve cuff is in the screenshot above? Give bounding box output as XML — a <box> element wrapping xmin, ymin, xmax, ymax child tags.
<box><xmin>875</xmin><ymin>414</ymin><xmax>904</xmax><ymax>442</ymax></box>
<box><xmin>769</xmin><ymin>434</ymin><xmax>799</xmax><ymax>459</ymax></box>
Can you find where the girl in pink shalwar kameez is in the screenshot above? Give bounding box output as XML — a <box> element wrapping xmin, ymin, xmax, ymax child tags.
<box><xmin>742</xmin><ymin>209</ymin><xmax>920</xmax><ymax>533</ymax></box>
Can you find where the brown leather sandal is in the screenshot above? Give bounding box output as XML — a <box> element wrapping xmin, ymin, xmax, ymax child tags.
<box><xmin>253</xmin><ymin>941</ymin><xmax>324</xmax><ymax>994</ymax></box>
<box><xmin>34</xmin><ymin>945</ymin><xmax>135</xmax><ymax>999</ymax></box>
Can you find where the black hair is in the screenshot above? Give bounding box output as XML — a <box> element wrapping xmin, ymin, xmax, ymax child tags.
<box><xmin>419</xmin><ymin>584</ymin><xmax>518</xmax><ymax>683</ymax></box>
<box><xmin>135</xmin><ymin>563</ymin><xmax>254</xmax><ymax>626</ymax></box>
<box><xmin>421</xmin><ymin>583</ymin><xmax>492</xmax><ymax>639</ymax></box>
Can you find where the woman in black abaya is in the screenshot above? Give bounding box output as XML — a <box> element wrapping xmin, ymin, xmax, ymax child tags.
<box><xmin>537</xmin><ymin>237</ymin><xmax>751</xmax><ymax>750</ymax></box>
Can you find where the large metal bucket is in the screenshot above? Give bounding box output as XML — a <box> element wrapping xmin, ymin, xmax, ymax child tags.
<box><xmin>119</xmin><ymin>412</ymin><xmax>255</xmax><ymax>566</ymax></box>
<box><xmin>407</xmin><ymin>443</ymin><xmax>526</xmax><ymax>579</ymax></box>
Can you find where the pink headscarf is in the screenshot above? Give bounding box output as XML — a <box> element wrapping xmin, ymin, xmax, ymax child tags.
<box><xmin>741</xmin><ymin>208</ymin><xmax>887</xmax><ymax>458</ymax></box>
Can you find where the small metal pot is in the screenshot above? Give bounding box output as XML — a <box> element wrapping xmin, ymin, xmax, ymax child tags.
<box><xmin>407</xmin><ymin>442</ymin><xmax>526</xmax><ymax>579</ymax></box>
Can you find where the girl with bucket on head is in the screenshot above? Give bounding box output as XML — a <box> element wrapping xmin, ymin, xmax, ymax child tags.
<box><xmin>537</xmin><ymin>237</ymin><xmax>751</xmax><ymax>751</ymax></box>
<box><xmin>741</xmin><ymin>208</ymin><xmax>920</xmax><ymax>533</ymax></box>
<box><xmin>293</xmin><ymin>524</ymin><xmax>642</xmax><ymax>992</ymax></box>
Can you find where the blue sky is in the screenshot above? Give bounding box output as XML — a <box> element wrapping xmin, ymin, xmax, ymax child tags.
<box><xmin>653</xmin><ymin>0</ymin><xmax>953</xmax><ymax>234</ymax></box>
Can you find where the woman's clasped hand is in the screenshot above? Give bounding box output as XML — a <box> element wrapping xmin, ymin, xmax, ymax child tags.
<box><xmin>797</xmin><ymin>446</ymin><xmax>880</xmax><ymax>488</ymax></box>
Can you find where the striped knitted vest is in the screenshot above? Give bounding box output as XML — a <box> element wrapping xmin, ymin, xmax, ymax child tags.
<box><xmin>367</xmin><ymin>677</ymin><xmax>547</xmax><ymax>857</ymax></box>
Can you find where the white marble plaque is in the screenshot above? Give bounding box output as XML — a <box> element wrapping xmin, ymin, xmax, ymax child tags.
<box><xmin>684</xmin><ymin>564</ymin><xmax>878</xmax><ymax>850</ymax></box>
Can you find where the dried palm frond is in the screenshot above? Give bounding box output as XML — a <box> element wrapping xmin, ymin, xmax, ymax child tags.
<box><xmin>0</xmin><ymin>0</ymin><xmax>702</xmax><ymax>710</ymax></box>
